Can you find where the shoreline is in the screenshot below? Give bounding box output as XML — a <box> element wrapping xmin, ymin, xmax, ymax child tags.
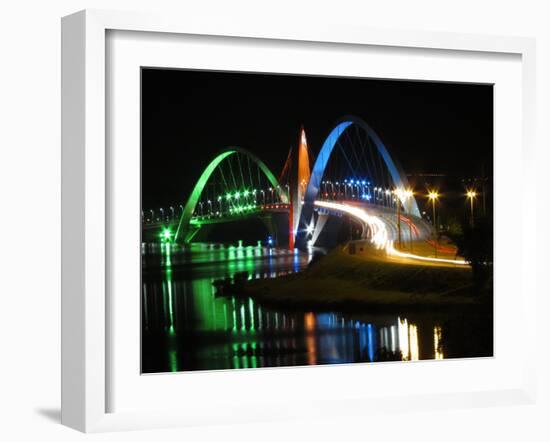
<box><xmin>218</xmin><ymin>246</ymin><xmax>491</xmax><ymax>311</ymax></box>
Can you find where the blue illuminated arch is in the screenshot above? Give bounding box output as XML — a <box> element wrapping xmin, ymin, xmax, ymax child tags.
<box><xmin>297</xmin><ymin>116</ymin><xmax>420</xmax><ymax>246</ymax></box>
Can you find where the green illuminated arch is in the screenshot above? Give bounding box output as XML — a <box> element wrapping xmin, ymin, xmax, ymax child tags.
<box><xmin>174</xmin><ymin>147</ymin><xmax>287</xmax><ymax>243</ymax></box>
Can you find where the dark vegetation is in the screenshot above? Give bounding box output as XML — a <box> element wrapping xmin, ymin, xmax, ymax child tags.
<box><xmin>447</xmin><ymin>215</ymin><xmax>493</xmax><ymax>294</ymax></box>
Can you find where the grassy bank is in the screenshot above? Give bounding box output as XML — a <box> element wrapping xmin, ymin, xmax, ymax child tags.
<box><xmin>228</xmin><ymin>246</ymin><xmax>485</xmax><ymax>310</ymax></box>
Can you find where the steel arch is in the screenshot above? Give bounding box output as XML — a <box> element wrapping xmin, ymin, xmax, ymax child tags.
<box><xmin>174</xmin><ymin>146</ymin><xmax>287</xmax><ymax>243</ymax></box>
<box><xmin>296</xmin><ymin>116</ymin><xmax>420</xmax><ymax>246</ymax></box>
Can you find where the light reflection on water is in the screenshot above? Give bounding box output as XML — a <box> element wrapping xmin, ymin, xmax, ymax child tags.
<box><xmin>142</xmin><ymin>242</ymin><xmax>488</xmax><ymax>373</ymax></box>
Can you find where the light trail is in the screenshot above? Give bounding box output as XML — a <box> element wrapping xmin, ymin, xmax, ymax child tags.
<box><xmin>386</xmin><ymin>242</ymin><xmax>468</xmax><ymax>265</ymax></box>
<box><xmin>314</xmin><ymin>200</ymin><xmax>469</xmax><ymax>266</ymax></box>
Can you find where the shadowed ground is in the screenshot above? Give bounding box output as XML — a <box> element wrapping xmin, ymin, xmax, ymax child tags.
<box><xmin>230</xmin><ymin>242</ymin><xmax>486</xmax><ymax>310</ymax></box>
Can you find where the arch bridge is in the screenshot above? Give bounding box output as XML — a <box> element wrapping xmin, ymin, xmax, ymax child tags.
<box><xmin>143</xmin><ymin>116</ymin><xmax>432</xmax><ymax>249</ymax></box>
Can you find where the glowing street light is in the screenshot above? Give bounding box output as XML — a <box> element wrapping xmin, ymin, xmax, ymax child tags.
<box><xmin>160</xmin><ymin>227</ymin><xmax>172</xmax><ymax>243</ymax></box>
<box><xmin>385</xmin><ymin>189</ymin><xmax>391</xmax><ymax>207</ymax></box>
<box><xmin>393</xmin><ymin>188</ymin><xmax>403</xmax><ymax>249</ymax></box>
<box><xmin>466</xmin><ymin>189</ymin><xmax>477</xmax><ymax>225</ymax></box>
<box><xmin>428</xmin><ymin>191</ymin><xmax>439</xmax><ymax>226</ymax></box>
<box><xmin>427</xmin><ymin>190</ymin><xmax>439</xmax><ymax>257</ymax></box>
<box><xmin>403</xmin><ymin>189</ymin><xmax>414</xmax><ymax>252</ymax></box>
<box><xmin>394</xmin><ymin>188</ymin><xmax>414</xmax><ymax>251</ymax></box>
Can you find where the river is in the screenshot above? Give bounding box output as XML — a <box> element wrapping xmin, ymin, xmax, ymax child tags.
<box><xmin>141</xmin><ymin>242</ymin><xmax>492</xmax><ymax>373</ymax></box>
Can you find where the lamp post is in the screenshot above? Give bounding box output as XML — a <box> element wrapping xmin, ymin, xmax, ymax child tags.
<box><xmin>466</xmin><ymin>190</ymin><xmax>476</xmax><ymax>226</ymax></box>
<box><xmin>403</xmin><ymin>189</ymin><xmax>414</xmax><ymax>252</ymax></box>
<box><xmin>225</xmin><ymin>193</ymin><xmax>232</xmax><ymax>214</ymax></box>
<box><xmin>394</xmin><ymin>188</ymin><xmax>402</xmax><ymax>249</ymax></box>
<box><xmin>428</xmin><ymin>190</ymin><xmax>439</xmax><ymax>257</ymax></box>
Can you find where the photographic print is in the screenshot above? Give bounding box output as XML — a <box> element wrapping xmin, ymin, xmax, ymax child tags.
<box><xmin>141</xmin><ymin>69</ymin><xmax>493</xmax><ymax>373</ymax></box>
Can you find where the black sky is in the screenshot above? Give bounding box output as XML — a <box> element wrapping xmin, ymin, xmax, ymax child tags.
<box><xmin>141</xmin><ymin>68</ymin><xmax>493</xmax><ymax>209</ymax></box>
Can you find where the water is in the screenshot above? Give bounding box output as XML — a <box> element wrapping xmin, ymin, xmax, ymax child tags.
<box><xmin>141</xmin><ymin>242</ymin><xmax>492</xmax><ymax>373</ymax></box>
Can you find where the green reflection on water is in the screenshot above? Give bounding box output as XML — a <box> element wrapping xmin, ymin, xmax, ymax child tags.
<box><xmin>232</xmin><ymin>297</ymin><xmax>238</xmax><ymax>333</ymax></box>
<box><xmin>249</xmin><ymin>298</ymin><xmax>256</xmax><ymax>332</ymax></box>
<box><xmin>164</xmin><ymin>243</ymin><xmax>178</xmax><ymax>371</ymax></box>
<box><xmin>168</xmin><ymin>327</ymin><xmax>178</xmax><ymax>372</ymax></box>
<box><xmin>240</xmin><ymin>303</ymin><xmax>246</xmax><ymax>332</ymax></box>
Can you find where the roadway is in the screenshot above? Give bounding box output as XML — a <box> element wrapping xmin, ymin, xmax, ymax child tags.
<box><xmin>314</xmin><ymin>200</ymin><xmax>469</xmax><ymax>268</ymax></box>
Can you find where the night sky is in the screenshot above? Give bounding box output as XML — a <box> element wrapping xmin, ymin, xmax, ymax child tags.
<box><xmin>141</xmin><ymin>68</ymin><xmax>493</xmax><ymax>209</ymax></box>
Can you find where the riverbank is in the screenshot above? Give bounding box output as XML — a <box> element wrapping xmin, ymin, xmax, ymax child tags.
<box><xmin>226</xmin><ymin>245</ymin><xmax>488</xmax><ymax>310</ymax></box>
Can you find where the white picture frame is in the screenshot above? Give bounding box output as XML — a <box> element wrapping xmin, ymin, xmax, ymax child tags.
<box><xmin>61</xmin><ymin>9</ymin><xmax>537</xmax><ymax>433</ymax></box>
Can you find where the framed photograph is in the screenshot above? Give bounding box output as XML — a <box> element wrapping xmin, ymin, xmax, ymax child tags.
<box><xmin>61</xmin><ymin>9</ymin><xmax>537</xmax><ymax>432</ymax></box>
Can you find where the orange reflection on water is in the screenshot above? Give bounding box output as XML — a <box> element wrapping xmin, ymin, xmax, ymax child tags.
<box><xmin>304</xmin><ymin>312</ymin><xmax>317</xmax><ymax>365</ymax></box>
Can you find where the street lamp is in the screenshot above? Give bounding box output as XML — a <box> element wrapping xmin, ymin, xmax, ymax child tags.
<box><xmin>466</xmin><ymin>189</ymin><xmax>477</xmax><ymax>226</ymax></box>
<box><xmin>394</xmin><ymin>188</ymin><xmax>403</xmax><ymax>249</ymax></box>
<box><xmin>160</xmin><ymin>227</ymin><xmax>172</xmax><ymax>243</ymax></box>
<box><xmin>428</xmin><ymin>190</ymin><xmax>439</xmax><ymax>257</ymax></box>
<box><xmin>403</xmin><ymin>189</ymin><xmax>414</xmax><ymax>252</ymax></box>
